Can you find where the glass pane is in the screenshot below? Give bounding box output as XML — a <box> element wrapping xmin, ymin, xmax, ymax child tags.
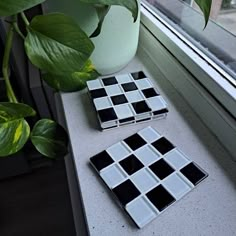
<box><xmin>215</xmin><ymin>0</ymin><xmax>236</xmax><ymax>35</ymax></box>
<box><xmin>143</xmin><ymin>0</ymin><xmax>236</xmax><ymax>81</ymax></box>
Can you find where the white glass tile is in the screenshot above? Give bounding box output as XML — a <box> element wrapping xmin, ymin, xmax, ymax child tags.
<box><xmin>101</xmin><ymin>121</ymin><xmax>117</xmax><ymax>129</ymax></box>
<box><xmin>116</xmin><ymin>74</ymin><xmax>133</xmax><ymax>84</ymax></box>
<box><xmin>105</xmin><ymin>84</ymin><xmax>122</xmax><ymax>96</ymax></box>
<box><xmin>135</xmin><ymin>78</ymin><xmax>153</xmax><ymax>90</ymax></box>
<box><xmin>114</xmin><ymin>104</ymin><xmax>134</xmax><ymax>119</ymax></box>
<box><xmin>136</xmin><ymin>113</ymin><xmax>151</xmax><ymax>121</ymax></box>
<box><xmin>94</xmin><ymin>97</ymin><xmax>112</xmax><ymax>110</ymax></box>
<box><xmin>159</xmin><ymin>96</ymin><xmax>168</xmax><ymax>106</ymax></box>
<box><xmin>100</xmin><ymin>164</ymin><xmax>127</xmax><ymax>188</ymax></box>
<box><xmin>146</xmin><ymin>96</ymin><xmax>167</xmax><ymax>112</ymax></box>
<box><xmin>135</xmin><ymin>145</ymin><xmax>161</xmax><ymax>166</ymax></box>
<box><xmin>87</xmin><ymin>79</ymin><xmax>103</xmax><ymax>90</ymax></box>
<box><xmin>126</xmin><ymin>197</ymin><xmax>157</xmax><ymax>228</ymax></box>
<box><xmin>131</xmin><ymin>168</ymin><xmax>158</xmax><ymax>193</ymax></box>
<box><xmin>164</xmin><ymin>149</ymin><xmax>190</xmax><ymax>170</ymax></box>
<box><xmin>107</xmin><ymin>142</ymin><xmax>131</xmax><ymax>162</ymax></box>
<box><xmin>138</xmin><ymin>126</ymin><xmax>161</xmax><ymax>143</ymax></box>
<box><xmin>125</xmin><ymin>91</ymin><xmax>144</xmax><ymax>103</ymax></box>
<box><xmin>162</xmin><ymin>173</ymin><xmax>192</xmax><ymax>200</ymax></box>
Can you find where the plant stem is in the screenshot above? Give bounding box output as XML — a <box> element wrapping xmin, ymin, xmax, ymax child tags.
<box><xmin>2</xmin><ymin>25</ymin><xmax>18</xmax><ymax>103</ymax></box>
<box><xmin>12</xmin><ymin>15</ymin><xmax>25</xmax><ymax>40</ymax></box>
<box><xmin>20</xmin><ymin>12</ymin><xmax>30</xmax><ymax>26</ymax></box>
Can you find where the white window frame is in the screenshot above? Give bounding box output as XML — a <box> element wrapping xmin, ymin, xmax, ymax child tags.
<box><xmin>139</xmin><ymin>2</ymin><xmax>236</xmax><ymax>160</ymax></box>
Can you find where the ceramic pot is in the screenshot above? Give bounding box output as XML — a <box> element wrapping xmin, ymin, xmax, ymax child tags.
<box><xmin>44</xmin><ymin>0</ymin><xmax>140</xmax><ymax>75</ymax></box>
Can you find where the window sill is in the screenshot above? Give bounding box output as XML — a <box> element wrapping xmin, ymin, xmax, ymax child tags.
<box><xmin>55</xmin><ymin>6</ymin><xmax>236</xmax><ymax>235</ymax></box>
<box><xmin>57</xmin><ymin>55</ymin><xmax>236</xmax><ymax>235</ymax></box>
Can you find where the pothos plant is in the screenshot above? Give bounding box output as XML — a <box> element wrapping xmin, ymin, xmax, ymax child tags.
<box><xmin>0</xmin><ymin>0</ymin><xmax>212</xmax><ymax>159</ymax></box>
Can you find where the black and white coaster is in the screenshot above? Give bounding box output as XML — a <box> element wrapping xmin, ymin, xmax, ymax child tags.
<box><xmin>87</xmin><ymin>71</ymin><xmax>168</xmax><ymax>130</ymax></box>
<box><xmin>90</xmin><ymin>127</ymin><xmax>208</xmax><ymax>228</ymax></box>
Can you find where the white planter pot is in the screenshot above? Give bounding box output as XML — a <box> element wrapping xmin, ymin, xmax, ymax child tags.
<box><xmin>43</xmin><ymin>0</ymin><xmax>140</xmax><ymax>75</ymax></box>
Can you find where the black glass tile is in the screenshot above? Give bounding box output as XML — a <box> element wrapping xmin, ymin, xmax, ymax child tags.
<box><xmin>119</xmin><ymin>154</ymin><xmax>144</xmax><ymax>175</ymax></box>
<box><xmin>120</xmin><ymin>117</ymin><xmax>135</xmax><ymax>124</ymax></box>
<box><xmin>153</xmin><ymin>108</ymin><xmax>169</xmax><ymax>116</ymax></box>
<box><xmin>90</xmin><ymin>150</ymin><xmax>114</xmax><ymax>171</ymax></box>
<box><xmin>111</xmin><ymin>94</ymin><xmax>128</xmax><ymax>105</ymax></box>
<box><xmin>121</xmin><ymin>82</ymin><xmax>138</xmax><ymax>92</ymax></box>
<box><xmin>149</xmin><ymin>158</ymin><xmax>174</xmax><ymax>180</ymax></box>
<box><xmin>90</xmin><ymin>88</ymin><xmax>107</xmax><ymax>99</ymax></box>
<box><xmin>131</xmin><ymin>71</ymin><xmax>146</xmax><ymax>80</ymax></box>
<box><xmin>142</xmin><ymin>88</ymin><xmax>159</xmax><ymax>98</ymax></box>
<box><xmin>132</xmin><ymin>101</ymin><xmax>151</xmax><ymax>114</ymax></box>
<box><xmin>112</xmin><ymin>180</ymin><xmax>141</xmax><ymax>206</ymax></box>
<box><xmin>124</xmin><ymin>133</ymin><xmax>146</xmax><ymax>151</ymax></box>
<box><xmin>98</xmin><ymin>108</ymin><xmax>118</xmax><ymax>122</ymax></box>
<box><xmin>146</xmin><ymin>185</ymin><xmax>175</xmax><ymax>212</ymax></box>
<box><xmin>136</xmin><ymin>117</ymin><xmax>151</xmax><ymax>123</ymax></box>
<box><xmin>151</xmin><ymin>137</ymin><xmax>174</xmax><ymax>155</ymax></box>
<box><xmin>102</xmin><ymin>77</ymin><xmax>118</xmax><ymax>86</ymax></box>
<box><xmin>180</xmin><ymin>162</ymin><xmax>208</xmax><ymax>186</ymax></box>
<box><xmin>103</xmin><ymin>126</ymin><xmax>117</xmax><ymax>130</ymax></box>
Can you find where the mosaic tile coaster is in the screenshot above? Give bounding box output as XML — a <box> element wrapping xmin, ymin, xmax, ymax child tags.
<box><xmin>90</xmin><ymin>127</ymin><xmax>208</xmax><ymax>228</ymax></box>
<box><xmin>87</xmin><ymin>71</ymin><xmax>168</xmax><ymax>130</ymax></box>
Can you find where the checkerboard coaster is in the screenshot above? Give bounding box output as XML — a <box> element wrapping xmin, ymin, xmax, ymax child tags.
<box><xmin>90</xmin><ymin>127</ymin><xmax>208</xmax><ymax>228</ymax></box>
<box><xmin>87</xmin><ymin>71</ymin><xmax>168</xmax><ymax>130</ymax></box>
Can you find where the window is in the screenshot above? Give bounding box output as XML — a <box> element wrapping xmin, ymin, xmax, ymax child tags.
<box><xmin>140</xmin><ymin>0</ymin><xmax>236</xmax><ymax>158</ymax></box>
<box><xmin>144</xmin><ymin>0</ymin><xmax>236</xmax><ymax>84</ymax></box>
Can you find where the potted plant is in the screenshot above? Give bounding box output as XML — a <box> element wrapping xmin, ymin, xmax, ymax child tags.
<box><xmin>44</xmin><ymin>0</ymin><xmax>140</xmax><ymax>74</ymax></box>
<box><xmin>44</xmin><ymin>0</ymin><xmax>212</xmax><ymax>74</ymax></box>
<box><xmin>0</xmin><ymin>0</ymin><xmax>212</xmax><ymax>160</ymax></box>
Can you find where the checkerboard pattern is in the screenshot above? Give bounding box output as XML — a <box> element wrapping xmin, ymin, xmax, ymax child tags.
<box><xmin>87</xmin><ymin>71</ymin><xmax>168</xmax><ymax>130</ymax></box>
<box><xmin>90</xmin><ymin>127</ymin><xmax>208</xmax><ymax>228</ymax></box>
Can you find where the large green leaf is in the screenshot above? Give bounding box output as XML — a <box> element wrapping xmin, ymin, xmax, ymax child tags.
<box><xmin>42</xmin><ymin>59</ymin><xmax>99</xmax><ymax>92</ymax></box>
<box><xmin>90</xmin><ymin>5</ymin><xmax>111</xmax><ymax>38</ymax></box>
<box><xmin>80</xmin><ymin>0</ymin><xmax>139</xmax><ymax>22</ymax></box>
<box><xmin>25</xmin><ymin>13</ymin><xmax>94</xmax><ymax>74</ymax></box>
<box><xmin>194</xmin><ymin>0</ymin><xmax>212</xmax><ymax>27</ymax></box>
<box><xmin>0</xmin><ymin>0</ymin><xmax>45</xmax><ymax>17</ymax></box>
<box><xmin>31</xmin><ymin>119</ymin><xmax>68</xmax><ymax>159</ymax></box>
<box><xmin>0</xmin><ymin>103</ymin><xmax>36</xmax><ymax>157</ymax></box>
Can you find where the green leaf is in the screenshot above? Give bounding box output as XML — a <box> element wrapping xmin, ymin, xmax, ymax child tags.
<box><xmin>42</xmin><ymin>60</ymin><xmax>100</xmax><ymax>92</ymax></box>
<box><xmin>0</xmin><ymin>103</ymin><xmax>36</xmax><ymax>157</ymax></box>
<box><xmin>194</xmin><ymin>0</ymin><xmax>212</xmax><ymax>27</ymax></box>
<box><xmin>90</xmin><ymin>5</ymin><xmax>111</xmax><ymax>38</ymax></box>
<box><xmin>0</xmin><ymin>103</ymin><xmax>36</xmax><ymax>123</ymax></box>
<box><xmin>0</xmin><ymin>0</ymin><xmax>45</xmax><ymax>17</ymax></box>
<box><xmin>80</xmin><ymin>0</ymin><xmax>139</xmax><ymax>22</ymax></box>
<box><xmin>31</xmin><ymin>119</ymin><xmax>69</xmax><ymax>159</ymax></box>
<box><xmin>25</xmin><ymin>13</ymin><xmax>94</xmax><ymax>74</ymax></box>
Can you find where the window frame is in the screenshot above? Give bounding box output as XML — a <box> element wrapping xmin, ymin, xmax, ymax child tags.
<box><xmin>141</xmin><ymin>1</ymin><xmax>236</xmax><ymax>118</ymax></box>
<box><xmin>139</xmin><ymin>2</ymin><xmax>236</xmax><ymax>160</ymax></box>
